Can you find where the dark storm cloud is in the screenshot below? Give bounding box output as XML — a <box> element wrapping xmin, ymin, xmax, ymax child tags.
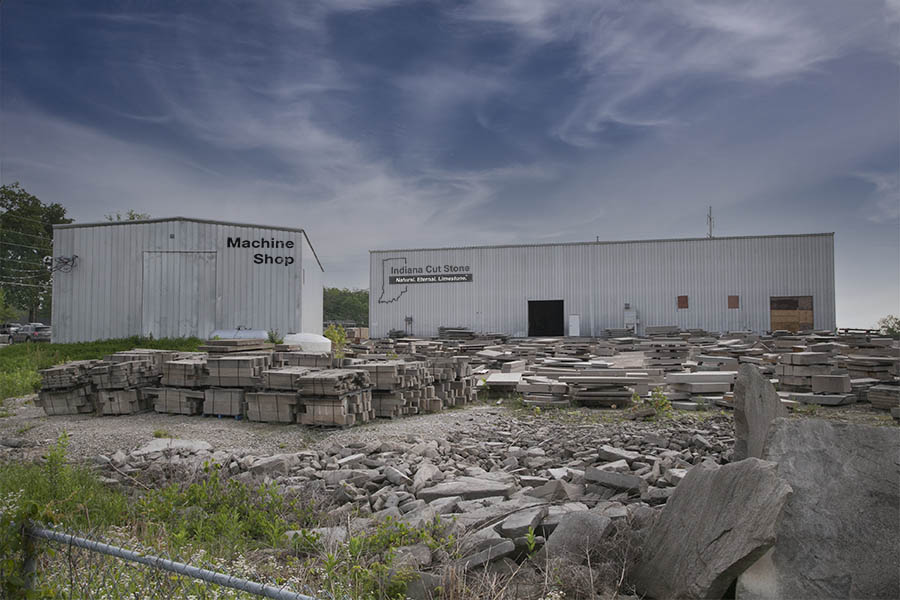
<box><xmin>1</xmin><ymin>0</ymin><xmax>897</xmax><ymax>326</ymax></box>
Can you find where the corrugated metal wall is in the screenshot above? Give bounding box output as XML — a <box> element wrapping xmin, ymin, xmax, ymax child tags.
<box><xmin>369</xmin><ymin>234</ymin><xmax>835</xmax><ymax>337</ymax></box>
<box><xmin>51</xmin><ymin>218</ymin><xmax>324</xmax><ymax>342</ymax></box>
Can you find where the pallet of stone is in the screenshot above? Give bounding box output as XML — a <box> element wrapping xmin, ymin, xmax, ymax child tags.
<box><xmin>96</xmin><ymin>389</ymin><xmax>148</xmax><ymax>415</ymax></box>
<box><xmin>372</xmin><ymin>390</ymin><xmax>411</xmax><ymax>418</ymax></box>
<box><xmin>262</xmin><ymin>366</ymin><xmax>317</xmax><ymax>391</ymax></box>
<box><xmin>161</xmin><ymin>358</ymin><xmax>208</xmax><ymax>388</ymax></box>
<box><xmin>844</xmin><ymin>355</ymin><xmax>900</xmax><ymax>381</ymax></box>
<box><xmin>643</xmin><ymin>340</ymin><xmax>690</xmax><ymax>373</ymax></box>
<box><xmin>245</xmin><ymin>391</ymin><xmax>300</xmax><ymax>423</ymax></box>
<box><xmin>39</xmin><ymin>360</ymin><xmax>103</xmax><ymax>390</ymax></box>
<box><xmin>147</xmin><ymin>387</ymin><xmax>205</xmax><ymax>415</ymax></box>
<box><xmin>298</xmin><ymin>392</ymin><xmax>364</xmax><ymax>427</ymax></box>
<box><xmin>849</xmin><ymin>378</ymin><xmax>881</xmax><ymax>403</ymax></box>
<box><xmin>868</xmin><ymin>385</ymin><xmax>900</xmax><ymax>411</ymax></box>
<box><xmin>693</xmin><ymin>355</ymin><xmax>739</xmax><ymax>371</ymax></box>
<box><xmin>90</xmin><ymin>359</ymin><xmax>159</xmax><ymax>390</ymax></box>
<box><xmin>645</xmin><ymin>325</ymin><xmax>681</xmax><ymax>337</ymax></box>
<box><xmin>198</xmin><ymin>339</ymin><xmax>274</xmax><ymax>354</ymax></box>
<box><xmin>203</xmin><ymin>388</ymin><xmax>245</xmax><ymax>416</ymax></box>
<box><xmin>277</xmin><ymin>352</ymin><xmax>334</xmax><ymax>369</ymax></box>
<box><xmin>205</xmin><ymin>354</ymin><xmax>271</xmax><ymax>387</ymax></box>
<box><xmin>37</xmin><ymin>384</ymin><xmax>95</xmax><ymax>415</ymax></box>
<box><xmin>437</xmin><ymin>326</ymin><xmax>477</xmax><ymax>340</ymax></box>
<box><xmin>356</xmin><ymin>361</ymin><xmax>430</xmax><ymax>391</ymax></box>
<box><xmin>664</xmin><ymin>371</ymin><xmax>736</xmax><ymax>401</ymax></box>
<box><xmin>484</xmin><ymin>372</ymin><xmax>523</xmax><ymax>391</ymax></box>
<box><xmin>295</xmin><ymin>369</ymin><xmax>372</xmax><ymax>396</ymax></box>
<box><xmin>559</xmin><ymin>375</ymin><xmax>648</xmax><ymax>407</ymax></box>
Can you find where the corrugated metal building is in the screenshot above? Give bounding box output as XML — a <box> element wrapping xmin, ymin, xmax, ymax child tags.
<box><xmin>51</xmin><ymin>217</ymin><xmax>323</xmax><ymax>342</ymax></box>
<box><xmin>369</xmin><ymin>233</ymin><xmax>835</xmax><ymax>338</ymax></box>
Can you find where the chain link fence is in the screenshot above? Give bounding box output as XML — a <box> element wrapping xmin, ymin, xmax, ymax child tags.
<box><xmin>11</xmin><ymin>520</ymin><xmax>323</xmax><ymax>600</ymax></box>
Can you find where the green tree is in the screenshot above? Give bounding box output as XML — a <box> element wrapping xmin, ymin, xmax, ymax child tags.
<box><xmin>323</xmin><ymin>287</ymin><xmax>368</xmax><ymax>326</ymax></box>
<box><xmin>878</xmin><ymin>314</ymin><xmax>900</xmax><ymax>338</ymax></box>
<box><xmin>0</xmin><ymin>183</ymin><xmax>72</xmax><ymax>322</ymax></box>
<box><xmin>0</xmin><ymin>289</ymin><xmax>17</xmax><ymax>323</ymax></box>
<box><xmin>104</xmin><ymin>209</ymin><xmax>150</xmax><ymax>221</ymax></box>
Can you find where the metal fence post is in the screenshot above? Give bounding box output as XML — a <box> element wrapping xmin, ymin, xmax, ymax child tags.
<box><xmin>21</xmin><ymin>524</ymin><xmax>37</xmax><ymax>593</ymax></box>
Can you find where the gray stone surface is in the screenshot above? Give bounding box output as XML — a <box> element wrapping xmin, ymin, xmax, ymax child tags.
<box><xmin>584</xmin><ymin>466</ymin><xmax>645</xmax><ymax>493</ymax></box>
<box><xmin>537</xmin><ymin>511</ymin><xmax>613</xmax><ymax>564</ymax></box>
<box><xmin>733</xmin><ymin>364</ymin><xmax>787</xmax><ymax>460</ymax></box>
<box><xmin>131</xmin><ymin>438</ymin><xmax>212</xmax><ymax>456</ymax></box>
<box><xmin>457</xmin><ymin>539</ymin><xmax>516</xmax><ymax>570</ymax></box>
<box><xmin>498</xmin><ymin>506</ymin><xmax>548</xmax><ymax>538</ymax></box>
<box><xmin>631</xmin><ymin>458</ymin><xmax>792</xmax><ymax>600</ymax></box>
<box><xmin>417</xmin><ymin>476</ymin><xmax>516</xmax><ymax>501</ymax></box>
<box><xmin>737</xmin><ymin>418</ymin><xmax>900</xmax><ymax>600</ymax></box>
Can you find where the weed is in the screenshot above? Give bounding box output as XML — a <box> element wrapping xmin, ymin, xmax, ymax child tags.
<box><xmin>324</xmin><ymin>324</ymin><xmax>348</xmax><ymax>359</ymax></box>
<box><xmin>631</xmin><ymin>387</ymin><xmax>672</xmax><ymax>419</ymax></box>
<box><xmin>15</xmin><ymin>423</ymin><xmax>36</xmax><ymax>435</ymax></box>
<box><xmin>152</xmin><ymin>429</ymin><xmax>173</xmax><ymax>439</ymax></box>
<box><xmin>267</xmin><ymin>329</ymin><xmax>284</xmax><ymax>344</ymax></box>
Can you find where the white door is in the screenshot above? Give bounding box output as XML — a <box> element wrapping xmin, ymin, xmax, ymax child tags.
<box><xmin>568</xmin><ymin>314</ymin><xmax>581</xmax><ymax>337</ymax></box>
<box><xmin>142</xmin><ymin>252</ymin><xmax>217</xmax><ymax>339</ymax></box>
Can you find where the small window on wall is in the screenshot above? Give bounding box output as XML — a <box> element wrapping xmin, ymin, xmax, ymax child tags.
<box><xmin>677</xmin><ymin>295</ymin><xmax>689</xmax><ymax>309</ymax></box>
<box><xmin>728</xmin><ymin>295</ymin><xmax>740</xmax><ymax>309</ymax></box>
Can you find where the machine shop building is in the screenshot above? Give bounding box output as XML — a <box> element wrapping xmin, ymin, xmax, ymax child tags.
<box><xmin>369</xmin><ymin>233</ymin><xmax>835</xmax><ymax>338</ymax></box>
<box><xmin>51</xmin><ymin>217</ymin><xmax>323</xmax><ymax>343</ymax></box>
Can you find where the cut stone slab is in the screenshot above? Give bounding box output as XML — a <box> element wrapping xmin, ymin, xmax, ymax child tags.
<box><xmin>417</xmin><ymin>476</ymin><xmax>516</xmax><ymax>502</ymax></box>
<box><xmin>584</xmin><ymin>466</ymin><xmax>646</xmax><ymax>493</ymax></box>
<box><xmin>811</xmin><ymin>374</ymin><xmax>851</xmax><ymax>394</ymax></box>
<box><xmin>526</xmin><ymin>479</ymin><xmax>584</xmax><ymax>502</ymax></box>
<box><xmin>597</xmin><ymin>445</ymin><xmax>640</xmax><ymax>463</ymax></box>
<box><xmin>498</xmin><ymin>506</ymin><xmax>548</xmax><ymax>538</ymax></box>
<box><xmin>132</xmin><ymin>438</ymin><xmax>212</xmax><ymax>456</ymax></box>
<box><xmin>412</xmin><ymin>461</ymin><xmax>442</xmax><ymax>493</ymax></box>
<box><xmin>733</xmin><ymin>364</ymin><xmax>787</xmax><ymax>461</ymax></box>
<box><xmin>789</xmin><ymin>392</ymin><xmax>855</xmax><ymax>406</ymax></box>
<box><xmin>539</xmin><ymin>502</ymin><xmax>589</xmax><ymax>536</ymax></box>
<box><xmin>737</xmin><ymin>418</ymin><xmax>900</xmax><ymax>600</ymax></box>
<box><xmin>631</xmin><ymin>458</ymin><xmax>792</xmax><ymax>600</ymax></box>
<box><xmin>457</xmin><ymin>539</ymin><xmax>516</xmax><ymax>570</ymax></box>
<box><xmin>536</xmin><ymin>512</ymin><xmax>613</xmax><ymax>564</ymax></box>
<box><xmin>385</xmin><ymin>466</ymin><xmax>413</xmax><ymax>486</ymax></box>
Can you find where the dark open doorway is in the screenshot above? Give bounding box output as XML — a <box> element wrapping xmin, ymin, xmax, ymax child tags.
<box><xmin>528</xmin><ymin>300</ymin><xmax>564</xmax><ymax>336</ymax></box>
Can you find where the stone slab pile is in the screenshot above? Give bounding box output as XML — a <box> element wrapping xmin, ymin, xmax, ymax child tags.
<box><xmin>642</xmin><ymin>339</ymin><xmax>690</xmax><ymax>373</ymax></box>
<box><xmin>357</xmin><ymin>360</ymin><xmax>434</xmax><ymax>418</ymax></box>
<box><xmin>867</xmin><ymin>384</ymin><xmax>900</xmax><ymax>411</ymax></box>
<box><xmin>775</xmin><ymin>351</ymin><xmax>840</xmax><ymax>392</ymax></box>
<box><xmin>664</xmin><ymin>371</ymin><xmax>737</xmax><ymax>409</ymax></box>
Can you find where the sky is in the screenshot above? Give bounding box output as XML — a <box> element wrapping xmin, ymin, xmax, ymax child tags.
<box><xmin>1</xmin><ymin>0</ymin><xmax>898</xmax><ymax>328</ymax></box>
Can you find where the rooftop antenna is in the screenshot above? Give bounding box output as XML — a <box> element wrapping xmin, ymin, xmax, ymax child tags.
<box><xmin>707</xmin><ymin>206</ymin><xmax>714</xmax><ymax>238</ymax></box>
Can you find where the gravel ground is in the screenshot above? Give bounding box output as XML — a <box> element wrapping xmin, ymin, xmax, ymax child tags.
<box><xmin>0</xmin><ymin>350</ymin><xmax>893</xmax><ymax>462</ymax></box>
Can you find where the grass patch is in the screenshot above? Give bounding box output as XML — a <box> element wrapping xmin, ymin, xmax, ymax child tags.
<box><xmin>152</xmin><ymin>429</ymin><xmax>173</xmax><ymax>439</ymax></box>
<box><xmin>0</xmin><ymin>435</ymin><xmax>454</xmax><ymax>599</ymax></box>
<box><xmin>0</xmin><ymin>336</ymin><xmax>202</xmax><ymax>402</ymax></box>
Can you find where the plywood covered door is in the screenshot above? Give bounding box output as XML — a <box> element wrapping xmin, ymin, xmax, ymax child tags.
<box><xmin>142</xmin><ymin>251</ymin><xmax>217</xmax><ymax>339</ymax></box>
<box><xmin>770</xmin><ymin>296</ymin><xmax>813</xmax><ymax>332</ymax></box>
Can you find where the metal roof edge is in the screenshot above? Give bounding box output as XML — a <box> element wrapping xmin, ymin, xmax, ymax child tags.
<box><xmin>369</xmin><ymin>232</ymin><xmax>835</xmax><ymax>254</ymax></box>
<box><xmin>53</xmin><ymin>216</ymin><xmax>307</xmax><ymax>235</ymax></box>
<box><xmin>53</xmin><ymin>216</ymin><xmax>325</xmax><ymax>272</ymax></box>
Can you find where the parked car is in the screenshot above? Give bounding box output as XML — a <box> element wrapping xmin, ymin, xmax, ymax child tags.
<box><xmin>0</xmin><ymin>323</ymin><xmax>22</xmax><ymax>335</ymax></box>
<box><xmin>11</xmin><ymin>324</ymin><xmax>51</xmax><ymax>343</ymax></box>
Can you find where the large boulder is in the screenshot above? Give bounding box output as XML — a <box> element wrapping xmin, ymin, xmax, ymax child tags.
<box><xmin>737</xmin><ymin>419</ymin><xmax>900</xmax><ymax>600</ymax></box>
<box><xmin>631</xmin><ymin>458</ymin><xmax>792</xmax><ymax>600</ymax></box>
<box><xmin>733</xmin><ymin>364</ymin><xmax>786</xmax><ymax>461</ymax></box>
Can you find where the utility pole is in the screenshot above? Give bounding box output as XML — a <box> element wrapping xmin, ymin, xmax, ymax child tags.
<box><xmin>707</xmin><ymin>206</ymin><xmax>714</xmax><ymax>238</ymax></box>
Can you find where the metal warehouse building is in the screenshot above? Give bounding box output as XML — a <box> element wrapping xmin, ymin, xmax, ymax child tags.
<box><xmin>369</xmin><ymin>233</ymin><xmax>835</xmax><ymax>338</ymax></box>
<box><xmin>51</xmin><ymin>217</ymin><xmax>323</xmax><ymax>343</ymax></box>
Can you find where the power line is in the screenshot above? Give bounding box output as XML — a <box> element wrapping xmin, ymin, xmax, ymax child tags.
<box><xmin>0</xmin><ymin>240</ymin><xmax>50</xmax><ymax>252</ymax></box>
<box><xmin>0</xmin><ymin>280</ymin><xmax>51</xmax><ymax>288</ymax></box>
<box><xmin>0</xmin><ymin>257</ymin><xmax>49</xmax><ymax>266</ymax></box>
<box><xmin>0</xmin><ymin>227</ymin><xmax>53</xmax><ymax>241</ymax></box>
<box><xmin>0</xmin><ymin>211</ymin><xmax>67</xmax><ymax>227</ymax></box>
